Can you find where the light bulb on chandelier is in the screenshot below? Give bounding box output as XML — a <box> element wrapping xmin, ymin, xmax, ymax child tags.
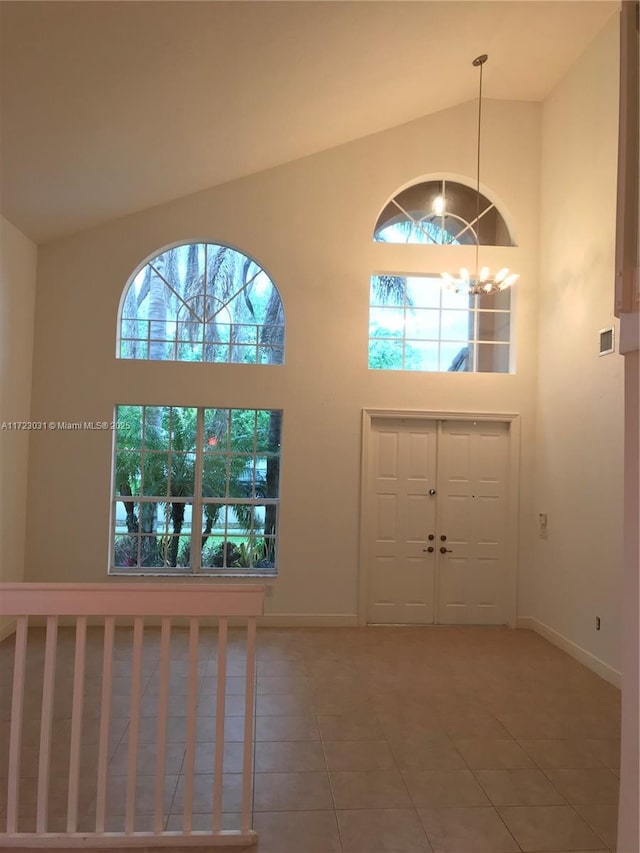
<box><xmin>441</xmin><ymin>55</ymin><xmax>519</xmax><ymax>297</ymax></box>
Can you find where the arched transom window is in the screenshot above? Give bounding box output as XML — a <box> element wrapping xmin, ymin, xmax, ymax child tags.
<box><xmin>370</xmin><ymin>179</ymin><xmax>514</xmax><ymax>373</ymax></box>
<box><xmin>118</xmin><ymin>242</ymin><xmax>285</xmax><ymax>364</ymax></box>
<box><xmin>374</xmin><ymin>179</ymin><xmax>514</xmax><ymax>246</ymax></box>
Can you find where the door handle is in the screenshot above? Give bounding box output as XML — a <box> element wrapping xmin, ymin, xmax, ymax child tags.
<box><xmin>423</xmin><ymin>546</ymin><xmax>434</xmax><ymax>553</ymax></box>
<box><xmin>440</xmin><ymin>546</ymin><xmax>452</xmax><ymax>554</ymax></box>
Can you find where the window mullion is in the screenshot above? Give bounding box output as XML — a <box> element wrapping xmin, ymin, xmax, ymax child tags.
<box><xmin>192</xmin><ymin>408</ymin><xmax>205</xmax><ymax>573</ymax></box>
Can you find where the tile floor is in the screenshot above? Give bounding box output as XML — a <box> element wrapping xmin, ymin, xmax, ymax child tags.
<box><xmin>0</xmin><ymin>625</ymin><xmax>621</xmax><ymax>853</ymax></box>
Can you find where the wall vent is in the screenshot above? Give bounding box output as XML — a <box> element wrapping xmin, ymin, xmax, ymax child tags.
<box><xmin>599</xmin><ymin>327</ymin><xmax>615</xmax><ymax>356</ymax></box>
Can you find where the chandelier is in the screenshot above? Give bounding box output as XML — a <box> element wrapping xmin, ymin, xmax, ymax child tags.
<box><xmin>441</xmin><ymin>55</ymin><xmax>519</xmax><ymax>296</ymax></box>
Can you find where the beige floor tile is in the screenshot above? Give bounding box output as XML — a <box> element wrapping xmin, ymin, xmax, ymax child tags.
<box><xmin>254</xmin><ymin>740</ymin><xmax>326</xmax><ymax>772</ymax></box>
<box><xmin>518</xmin><ymin>738</ymin><xmax>612</xmax><ymax>769</ymax></box>
<box><xmin>545</xmin><ymin>769</ymin><xmax>620</xmax><ymax>805</ymax></box>
<box><xmin>78</xmin><ymin>813</ymin><xmax>158</xmax><ymax>833</ymax></box>
<box><xmin>582</xmin><ymin>738</ymin><xmax>621</xmax><ymax>770</ymax></box>
<box><xmin>402</xmin><ymin>768</ymin><xmax>489</xmax><ymax>808</ymax></box>
<box><xmin>379</xmin><ymin>719</ymin><xmax>449</xmax><ymax>742</ymax></box>
<box><xmin>312</xmin><ymin>690</ymin><xmax>373</xmax><ymax>716</ymax></box>
<box><xmin>330</xmin><ymin>769</ymin><xmax>412</xmax><ymax>809</ymax></box>
<box><xmin>318</xmin><ymin>712</ymin><xmax>383</xmax><ymax>741</ymax></box>
<box><xmin>219</xmin><ymin>717</ymin><xmax>251</xmax><ymax>743</ymax></box>
<box><xmin>215</xmin><ymin>693</ymin><xmax>248</xmax><ymax>716</ymax></box>
<box><xmin>569</xmin><ymin>712</ymin><xmax>621</xmax><ymax>739</ymax></box>
<box><xmin>418</xmin><ymin>806</ymin><xmax>519</xmax><ymax>852</ymax></box>
<box><xmin>135</xmin><ymin>715</ymin><xmax>187</xmax><ymax>743</ymax></box>
<box><xmin>0</xmin><ymin>624</ymin><xmax>623</xmax><ymax>852</ymax></box>
<box><xmin>474</xmin><ymin>768</ymin><xmax>566</xmax><ymax>806</ymax></box>
<box><xmin>323</xmin><ymin>739</ymin><xmax>395</xmax><ymax>772</ymax></box>
<box><xmin>172</xmin><ymin>772</ymin><xmax>242</xmax><ymax>814</ymax></box>
<box><xmin>109</xmin><ymin>740</ymin><xmax>185</xmax><ymax>775</ymax></box>
<box><xmin>255</xmin><ymin>714</ymin><xmax>320</xmax><ymax>742</ymax></box>
<box><xmin>455</xmin><ymin>737</ymin><xmax>535</xmax><ymax>769</ymax></box>
<box><xmin>337</xmin><ymin>808</ymin><xmax>431</xmax><ymax>852</ymax></box>
<box><xmin>227</xmin><ymin>675</ymin><xmax>251</xmax><ymax>694</ymax></box>
<box><xmin>256</xmin><ymin>692</ymin><xmax>315</xmax><ymax>716</ymax></box>
<box><xmin>85</xmin><ymin>773</ymin><xmax>178</xmax><ymax>816</ymax></box>
<box><xmin>497</xmin><ymin>711</ymin><xmax>573</xmax><ymax>739</ymax></box>
<box><xmin>193</xmin><ymin>740</ymin><xmax>244</xmax><ymax>773</ymax></box>
<box><xmin>440</xmin><ymin>712</ymin><xmax>510</xmax><ymax>739</ymax></box>
<box><xmin>257</xmin><ymin>660</ymin><xmax>307</xmax><ymax>678</ymax></box>
<box><xmin>253</xmin><ymin>770</ymin><xmax>333</xmax><ymax>811</ymax></box>
<box><xmin>253</xmin><ymin>809</ymin><xmax>341</xmax><ymax>852</ymax></box>
<box><xmin>388</xmin><ymin>735</ymin><xmax>466</xmax><ymax>771</ymax></box>
<box><xmin>256</xmin><ymin>675</ymin><xmax>311</xmax><ymax>695</ymax></box>
<box><xmin>575</xmin><ymin>803</ymin><xmax>618</xmax><ymax>849</ymax></box>
<box><xmin>165</xmin><ymin>811</ymin><xmax>241</xmax><ymax>831</ymax></box>
<box><xmin>498</xmin><ymin>804</ymin><xmax>605</xmax><ymax>851</ymax></box>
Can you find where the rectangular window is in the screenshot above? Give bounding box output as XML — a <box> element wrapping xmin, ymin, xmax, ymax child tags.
<box><xmin>368</xmin><ymin>274</ymin><xmax>511</xmax><ymax>373</ymax></box>
<box><xmin>111</xmin><ymin>406</ymin><xmax>281</xmax><ymax>575</ymax></box>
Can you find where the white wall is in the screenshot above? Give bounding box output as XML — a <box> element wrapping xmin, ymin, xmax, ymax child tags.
<box><xmin>0</xmin><ymin>216</ymin><xmax>37</xmax><ymax>635</ymax></box>
<box><xmin>531</xmin><ymin>17</ymin><xmax>623</xmax><ymax>678</ymax></box>
<box><xmin>26</xmin><ymin>98</ymin><xmax>541</xmax><ymax>623</ymax></box>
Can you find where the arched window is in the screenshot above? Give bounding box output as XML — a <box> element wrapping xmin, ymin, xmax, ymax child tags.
<box><xmin>370</xmin><ymin>179</ymin><xmax>514</xmax><ymax>373</ymax></box>
<box><xmin>118</xmin><ymin>242</ymin><xmax>285</xmax><ymax>364</ymax></box>
<box><xmin>374</xmin><ymin>179</ymin><xmax>514</xmax><ymax>246</ymax></box>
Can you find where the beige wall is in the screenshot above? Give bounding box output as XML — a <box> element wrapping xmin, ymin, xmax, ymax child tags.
<box><xmin>27</xmin><ymin>98</ymin><xmax>541</xmax><ymax>623</ymax></box>
<box><xmin>0</xmin><ymin>216</ymin><xmax>37</xmax><ymax>635</ymax></box>
<box><xmin>532</xmin><ymin>17</ymin><xmax>623</xmax><ymax>677</ymax></box>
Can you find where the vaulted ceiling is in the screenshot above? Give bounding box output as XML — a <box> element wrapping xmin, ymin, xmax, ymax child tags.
<box><xmin>1</xmin><ymin>0</ymin><xmax>617</xmax><ymax>243</ymax></box>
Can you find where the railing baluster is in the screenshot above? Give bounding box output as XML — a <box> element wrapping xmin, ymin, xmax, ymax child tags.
<box><xmin>212</xmin><ymin>617</ymin><xmax>228</xmax><ymax>832</ymax></box>
<box><xmin>182</xmin><ymin>617</ymin><xmax>200</xmax><ymax>833</ymax></box>
<box><xmin>6</xmin><ymin>615</ymin><xmax>28</xmax><ymax>834</ymax></box>
<box><xmin>125</xmin><ymin>616</ymin><xmax>144</xmax><ymax>834</ymax></box>
<box><xmin>66</xmin><ymin>615</ymin><xmax>87</xmax><ymax>832</ymax></box>
<box><xmin>0</xmin><ymin>583</ymin><xmax>263</xmax><ymax>847</ymax></box>
<box><xmin>95</xmin><ymin>616</ymin><xmax>115</xmax><ymax>833</ymax></box>
<box><xmin>153</xmin><ymin>616</ymin><xmax>171</xmax><ymax>834</ymax></box>
<box><xmin>241</xmin><ymin>616</ymin><xmax>257</xmax><ymax>834</ymax></box>
<box><xmin>36</xmin><ymin>615</ymin><xmax>58</xmax><ymax>833</ymax></box>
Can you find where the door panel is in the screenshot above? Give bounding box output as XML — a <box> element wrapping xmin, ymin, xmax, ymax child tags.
<box><xmin>366</xmin><ymin>417</ymin><xmax>511</xmax><ymax>626</ymax></box>
<box><xmin>436</xmin><ymin>420</ymin><xmax>510</xmax><ymax>625</ymax></box>
<box><xmin>367</xmin><ymin>419</ymin><xmax>437</xmax><ymax>623</ymax></box>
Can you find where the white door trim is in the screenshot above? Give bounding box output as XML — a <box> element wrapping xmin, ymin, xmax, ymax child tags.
<box><xmin>359</xmin><ymin>408</ymin><xmax>521</xmax><ymax>628</ymax></box>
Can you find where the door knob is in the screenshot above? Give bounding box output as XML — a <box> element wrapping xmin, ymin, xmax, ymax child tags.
<box><xmin>423</xmin><ymin>546</ymin><xmax>435</xmax><ymax>553</ymax></box>
<box><xmin>428</xmin><ymin>489</ymin><xmax>436</xmax><ymax>495</ymax></box>
<box><xmin>440</xmin><ymin>535</ymin><xmax>447</xmax><ymax>541</ymax></box>
<box><xmin>440</xmin><ymin>546</ymin><xmax>452</xmax><ymax>554</ymax></box>
<box><xmin>428</xmin><ymin>534</ymin><xmax>435</xmax><ymax>541</ymax></box>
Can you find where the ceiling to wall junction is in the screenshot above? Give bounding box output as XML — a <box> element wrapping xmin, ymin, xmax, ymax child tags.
<box><xmin>0</xmin><ymin>0</ymin><xmax>617</xmax><ymax>243</ymax></box>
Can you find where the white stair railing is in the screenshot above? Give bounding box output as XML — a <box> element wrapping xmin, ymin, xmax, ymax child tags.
<box><xmin>0</xmin><ymin>582</ymin><xmax>264</xmax><ymax>848</ymax></box>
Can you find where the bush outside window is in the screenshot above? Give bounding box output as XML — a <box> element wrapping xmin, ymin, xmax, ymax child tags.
<box><xmin>111</xmin><ymin>406</ymin><xmax>281</xmax><ymax>575</ymax></box>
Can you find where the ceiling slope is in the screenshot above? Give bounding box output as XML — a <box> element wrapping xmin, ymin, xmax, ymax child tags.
<box><xmin>0</xmin><ymin>0</ymin><xmax>617</xmax><ymax>242</ymax></box>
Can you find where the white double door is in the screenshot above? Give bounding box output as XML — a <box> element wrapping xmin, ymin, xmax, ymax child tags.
<box><xmin>366</xmin><ymin>417</ymin><xmax>512</xmax><ymax>625</ymax></box>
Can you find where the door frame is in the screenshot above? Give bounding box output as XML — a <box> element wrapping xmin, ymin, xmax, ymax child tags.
<box><xmin>358</xmin><ymin>408</ymin><xmax>521</xmax><ymax>628</ymax></box>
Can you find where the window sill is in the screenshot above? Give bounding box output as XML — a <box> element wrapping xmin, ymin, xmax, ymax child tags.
<box><xmin>109</xmin><ymin>570</ymin><xmax>277</xmax><ymax>579</ymax></box>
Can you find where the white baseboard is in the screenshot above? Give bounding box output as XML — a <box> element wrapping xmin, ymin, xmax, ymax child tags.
<box><xmin>518</xmin><ymin>616</ymin><xmax>621</xmax><ymax>688</ymax></box>
<box><xmin>259</xmin><ymin>613</ymin><xmax>359</xmax><ymax>628</ymax></box>
<box><xmin>0</xmin><ymin>618</ymin><xmax>17</xmax><ymax>643</ymax></box>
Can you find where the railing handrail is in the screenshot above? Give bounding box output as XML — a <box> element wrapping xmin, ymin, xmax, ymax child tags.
<box><xmin>0</xmin><ymin>582</ymin><xmax>265</xmax><ymax>617</ymax></box>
